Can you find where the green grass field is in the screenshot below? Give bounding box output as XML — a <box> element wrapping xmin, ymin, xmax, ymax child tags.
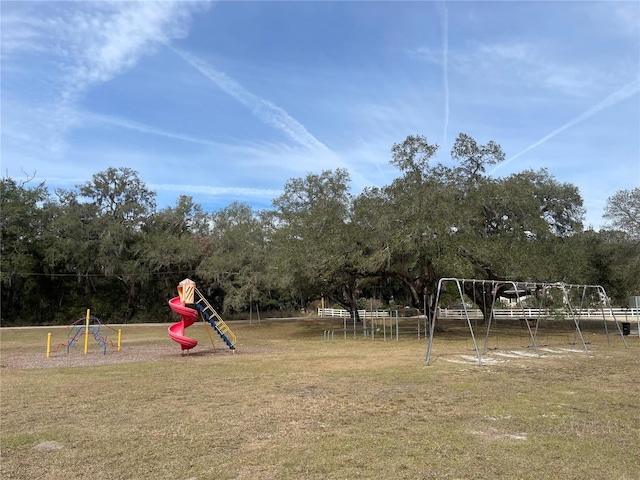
<box><xmin>1</xmin><ymin>319</ymin><xmax>639</xmax><ymax>479</ymax></box>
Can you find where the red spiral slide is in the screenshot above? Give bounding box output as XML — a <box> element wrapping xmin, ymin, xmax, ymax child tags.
<box><xmin>167</xmin><ymin>296</ymin><xmax>199</xmax><ymax>350</ymax></box>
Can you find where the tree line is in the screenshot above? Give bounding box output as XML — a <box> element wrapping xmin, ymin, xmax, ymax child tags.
<box><xmin>2</xmin><ymin>133</ymin><xmax>638</xmax><ymax>326</ymax></box>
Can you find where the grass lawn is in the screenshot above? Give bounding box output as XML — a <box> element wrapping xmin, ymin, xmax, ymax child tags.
<box><xmin>1</xmin><ymin>319</ymin><xmax>639</xmax><ymax>479</ymax></box>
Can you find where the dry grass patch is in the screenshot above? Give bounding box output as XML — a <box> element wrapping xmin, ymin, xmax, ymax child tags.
<box><xmin>1</xmin><ymin>321</ymin><xmax>639</xmax><ymax>479</ymax></box>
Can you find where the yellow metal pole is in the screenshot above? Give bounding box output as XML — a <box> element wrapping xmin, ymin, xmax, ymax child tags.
<box><xmin>84</xmin><ymin>309</ymin><xmax>90</xmax><ymax>354</ymax></box>
<box><xmin>117</xmin><ymin>329</ymin><xmax>122</xmax><ymax>352</ymax></box>
<box><xmin>46</xmin><ymin>333</ymin><xmax>51</xmax><ymax>358</ymax></box>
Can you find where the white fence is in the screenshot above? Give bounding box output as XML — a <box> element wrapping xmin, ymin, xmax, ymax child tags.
<box><xmin>318</xmin><ymin>308</ymin><xmax>390</xmax><ymax>318</ymax></box>
<box><xmin>319</xmin><ymin>307</ymin><xmax>640</xmax><ymax>322</ymax></box>
<box><xmin>437</xmin><ymin>307</ymin><xmax>640</xmax><ymax>322</ymax></box>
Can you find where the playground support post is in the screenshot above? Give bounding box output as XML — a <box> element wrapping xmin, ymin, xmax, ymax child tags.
<box><xmin>118</xmin><ymin>329</ymin><xmax>122</xmax><ymax>351</ymax></box>
<box><xmin>426</xmin><ymin>278</ymin><xmax>483</xmax><ymax>366</ymax></box>
<box><xmin>84</xmin><ymin>309</ymin><xmax>90</xmax><ymax>355</ymax></box>
<box><xmin>46</xmin><ymin>333</ymin><xmax>51</xmax><ymax>358</ymax></box>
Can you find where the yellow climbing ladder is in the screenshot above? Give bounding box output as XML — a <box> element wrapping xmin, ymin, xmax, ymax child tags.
<box><xmin>193</xmin><ymin>288</ymin><xmax>237</xmax><ymax>350</ymax></box>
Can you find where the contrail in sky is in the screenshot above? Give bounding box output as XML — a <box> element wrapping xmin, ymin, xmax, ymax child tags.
<box><xmin>171</xmin><ymin>46</ymin><xmax>331</xmax><ymax>153</ymax></box>
<box><xmin>490</xmin><ymin>79</ymin><xmax>640</xmax><ymax>176</ymax></box>
<box><xmin>441</xmin><ymin>3</ymin><xmax>449</xmax><ymax>148</ymax></box>
<box><xmin>84</xmin><ymin>111</ymin><xmax>224</xmax><ymax>148</ymax></box>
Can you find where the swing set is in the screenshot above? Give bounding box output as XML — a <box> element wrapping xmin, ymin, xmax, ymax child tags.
<box><xmin>425</xmin><ymin>278</ymin><xmax>628</xmax><ymax>366</ymax></box>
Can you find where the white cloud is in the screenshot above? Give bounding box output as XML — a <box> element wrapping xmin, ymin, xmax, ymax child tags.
<box><xmin>613</xmin><ymin>3</ymin><xmax>640</xmax><ymax>35</ymax></box>
<box><xmin>407</xmin><ymin>46</ymin><xmax>442</xmax><ymax>65</ymax></box>
<box><xmin>588</xmin><ymin>2</ymin><xmax>640</xmax><ymax>37</ymax></box>
<box><xmin>61</xmin><ymin>2</ymin><xmax>197</xmax><ymax>92</ymax></box>
<box><xmin>151</xmin><ymin>183</ymin><xmax>282</xmax><ymax>199</ymax></box>
<box><xmin>459</xmin><ymin>41</ymin><xmax>598</xmax><ymax>96</ymax></box>
<box><xmin>0</xmin><ymin>12</ymin><xmax>49</xmax><ymax>64</ymax></box>
<box><xmin>1</xmin><ymin>1</ymin><xmax>208</xmax><ymax>153</ymax></box>
<box><xmin>409</xmin><ymin>41</ymin><xmax>604</xmax><ymax>104</ymax></box>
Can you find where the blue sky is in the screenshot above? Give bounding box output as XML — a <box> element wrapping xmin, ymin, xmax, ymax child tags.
<box><xmin>2</xmin><ymin>1</ymin><xmax>639</xmax><ymax>230</ymax></box>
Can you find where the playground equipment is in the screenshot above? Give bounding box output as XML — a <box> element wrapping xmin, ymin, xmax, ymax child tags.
<box><xmin>167</xmin><ymin>279</ymin><xmax>237</xmax><ymax>353</ymax></box>
<box><xmin>46</xmin><ymin>309</ymin><xmax>121</xmax><ymax>357</ymax></box>
<box><xmin>322</xmin><ymin>311</ymin><xmax>431</xmax><ymax>343</ymax></box>
<box><xmin>425</xmin><ymin>279</ymin><xmax>629</xmax><ymax>366</ymax></box>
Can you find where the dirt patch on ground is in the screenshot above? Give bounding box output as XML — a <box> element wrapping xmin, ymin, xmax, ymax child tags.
<box><xmin>0</xmin><ymin>341</ymin><xmax>251</xmax><ymax>370</ymax></box>
<box><xmin>1</xmin><ymin>344</ymin><xmax>184</xmax><ymax>370</ymax></box>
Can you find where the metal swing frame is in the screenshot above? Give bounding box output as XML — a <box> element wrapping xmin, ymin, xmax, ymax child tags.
<box><xmin>425</xmin><ymin>279</ymin><xmax>627</xmax><ymax>366</ymax></box>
